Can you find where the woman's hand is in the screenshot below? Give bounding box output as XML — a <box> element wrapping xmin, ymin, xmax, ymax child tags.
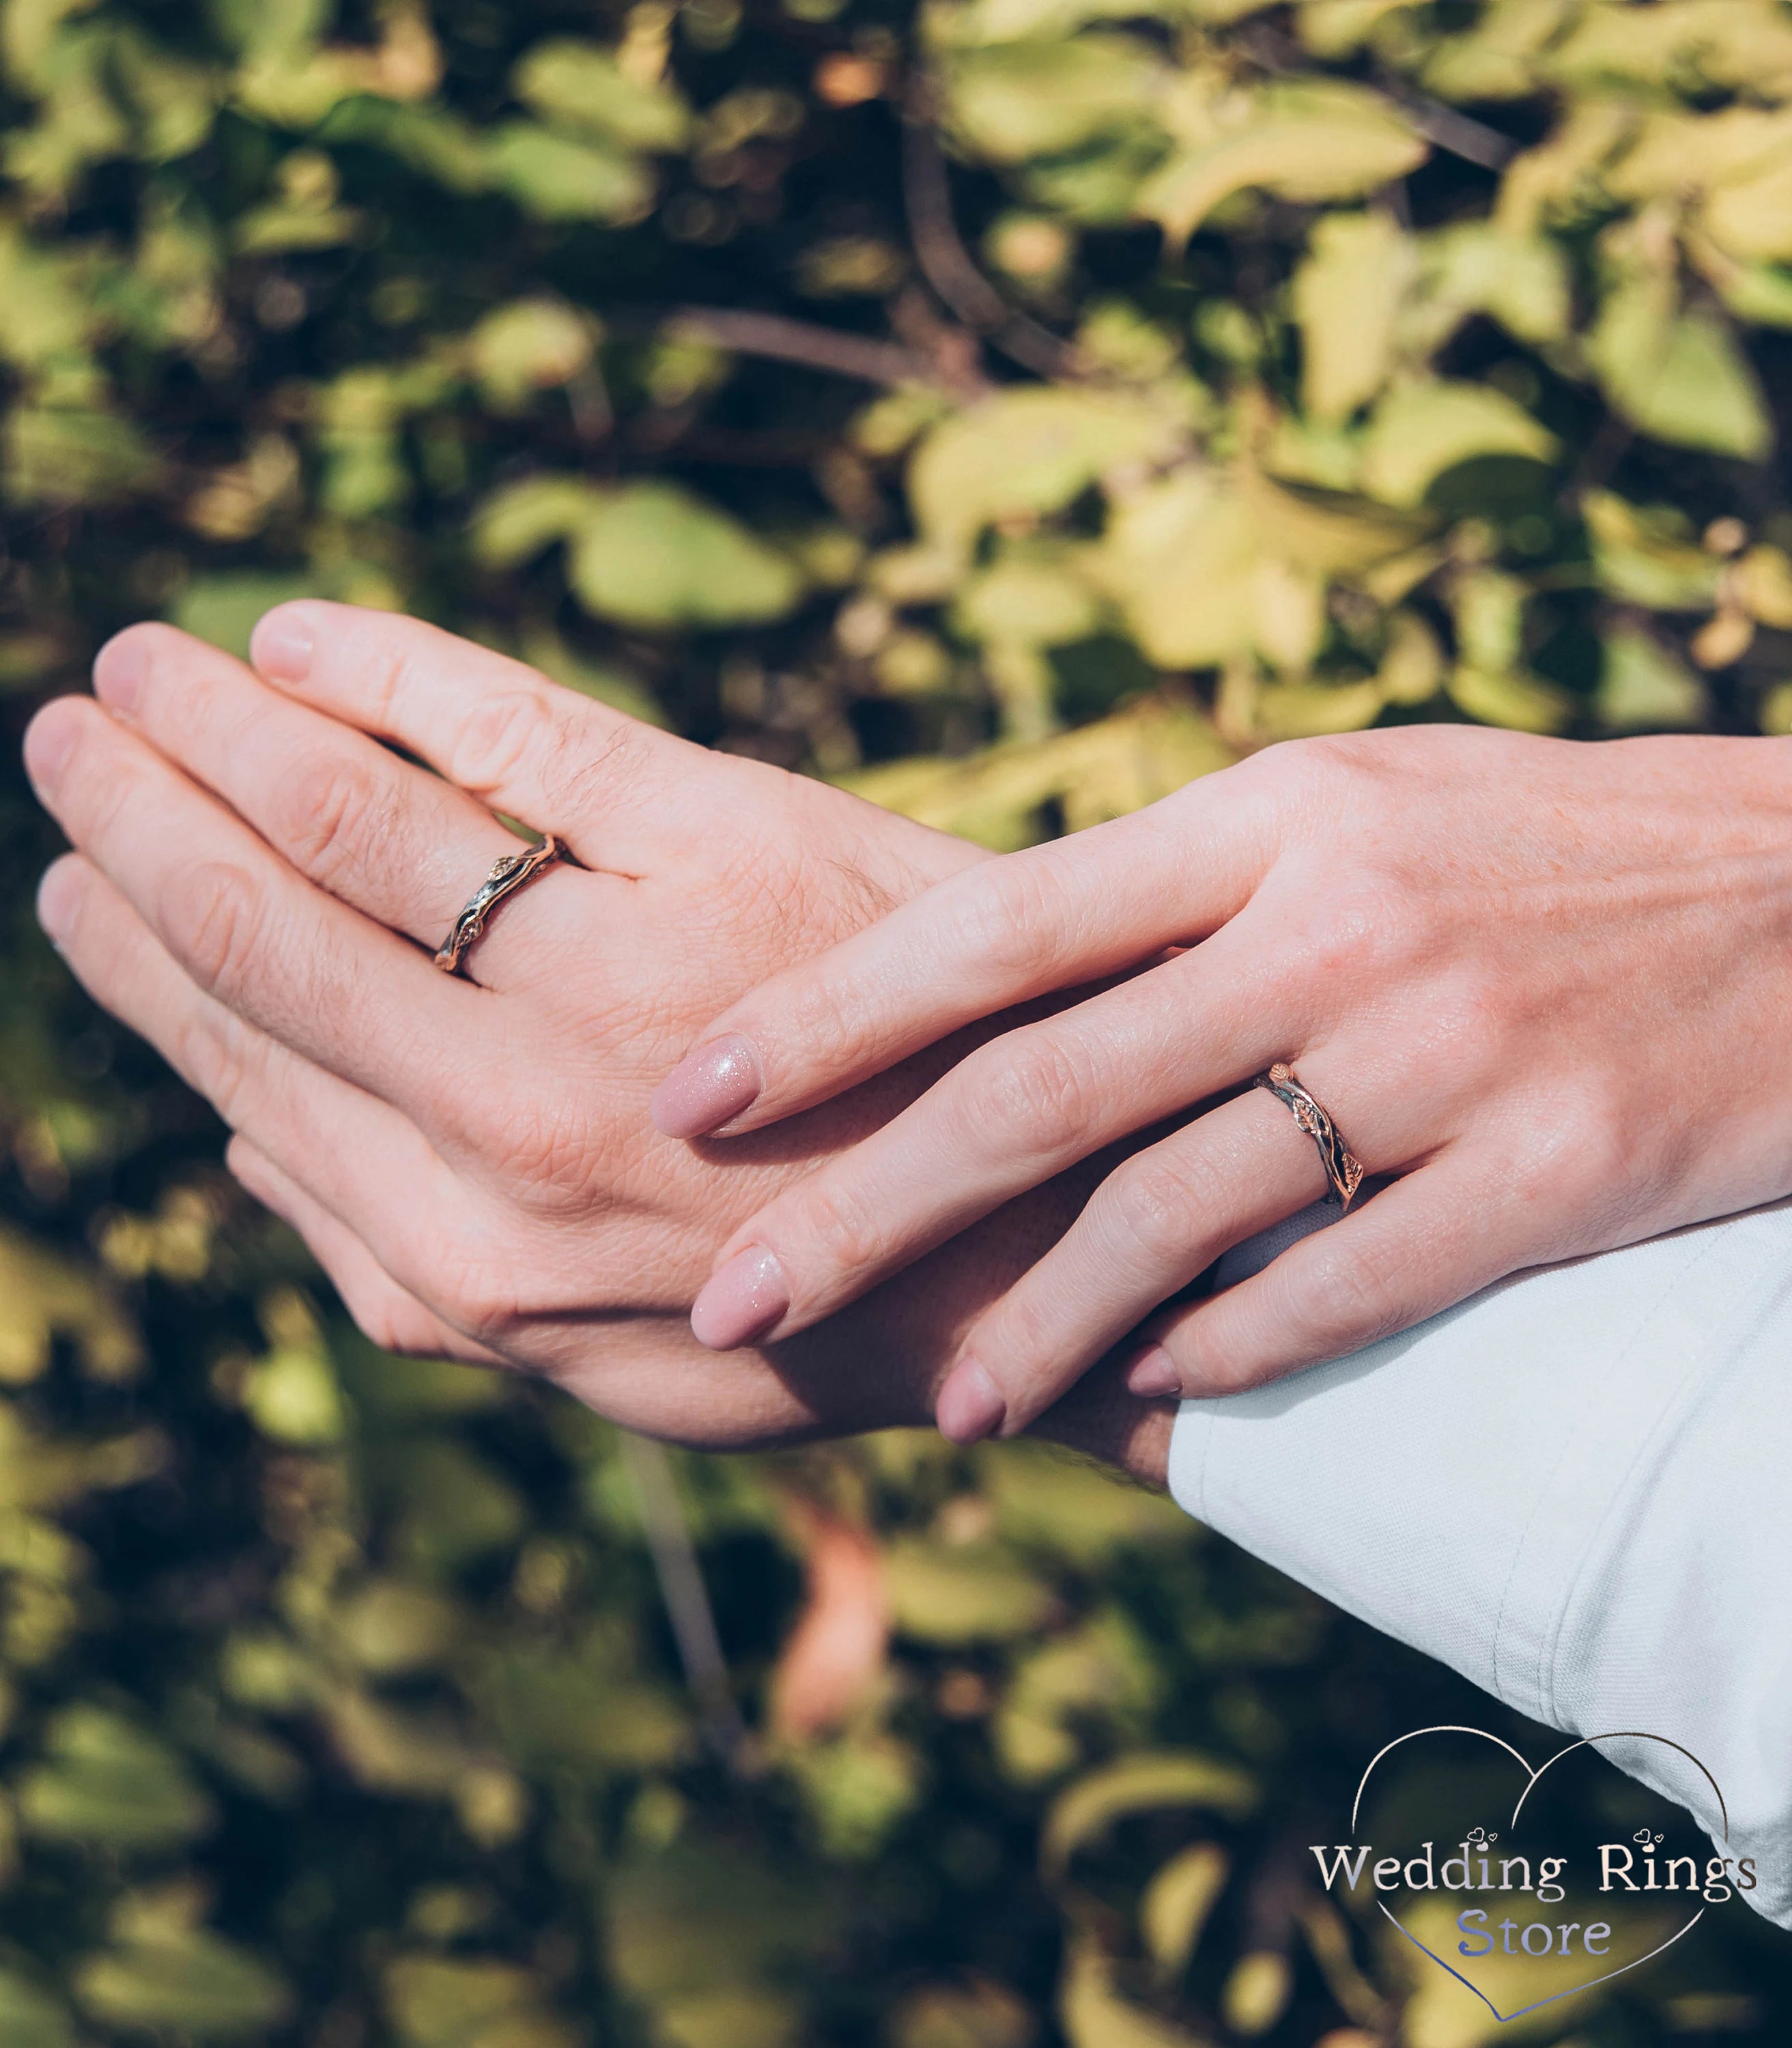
<box><xmin>22</xmin><ymin>604</ymin><xmax>1170</xmax><ymax>1475</ymax></box>
<box><xmin>655</xmin><ymin>725</ymin><xmax>1792</xmax><ymax>1443</ymax></box>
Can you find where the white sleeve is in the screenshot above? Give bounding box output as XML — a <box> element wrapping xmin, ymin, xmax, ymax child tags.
<box><xmin>1166</xmin><ymin>1199</ymin><xmax>1792</xmax><ymax>1926</ymax></box>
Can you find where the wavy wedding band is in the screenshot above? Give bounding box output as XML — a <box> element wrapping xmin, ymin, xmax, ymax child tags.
<box><xmin>433</xmin><ymin>834</ymin><xmax>566</xmax><ymax>976</ymax></box>
<box><xmin>1253</xmin><ymin>1063</ymin><xmax>1365</xmax><ymax>1212</ymax></box>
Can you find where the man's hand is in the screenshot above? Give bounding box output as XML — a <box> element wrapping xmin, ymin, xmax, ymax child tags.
<box><xmin>23</xmin><ymin>605</ymin><xmax>1171</xmax><ymax>1481</ymax></box>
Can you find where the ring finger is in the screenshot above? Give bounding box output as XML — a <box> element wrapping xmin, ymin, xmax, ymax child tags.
<box><xmin>90</xmin><ymin>624</ymin><xmax>588</xmax><ymax>987</ymax></box>
<box><xmin>932</xmin><ymin>1087</ymin><xmax>1333</xmax><ymax>1442</ymax></box>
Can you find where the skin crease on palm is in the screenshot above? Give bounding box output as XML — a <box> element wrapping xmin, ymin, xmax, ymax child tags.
<box><xmin>666</xmin><ymin>720</ymin><xmax>1792</xmax><ymax>1445</ymax></box>
<box><xmin>20</xmin><ymin>605</ymin><xmax>1174</xmax><ymax>1485</ymax></box>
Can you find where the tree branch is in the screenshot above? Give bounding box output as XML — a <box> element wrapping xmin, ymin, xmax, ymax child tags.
<box><xmin>664</xmin><ymin>307</ymin><xmax>943</xmax><ymax>388</ymax></box>
<box><xmin>1235</xmin><ymin>23</ymin><xmax>1518</xmax><ymax>172</ymax></box>
<box><xmin>901</xmin><ymin>81</ymin><xmax>1084</xmax><ymax>381</ymax></box>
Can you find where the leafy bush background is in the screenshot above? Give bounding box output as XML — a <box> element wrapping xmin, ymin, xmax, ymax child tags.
<box><xmin>3</xmin><ymin>0</ymin><xmax>1792</xmax><ymax>2041</ymax></box>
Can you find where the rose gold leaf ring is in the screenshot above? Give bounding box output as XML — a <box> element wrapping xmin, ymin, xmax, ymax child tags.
<box><xmin>433</xmin><ymin>834</ymin><xmax>566</xmax><ymax>977</ymax></box>
<box><xmin>1253</xmin><ymin>1062</ymin><xmax>1365</xmax><ymax>1212</ymax></box>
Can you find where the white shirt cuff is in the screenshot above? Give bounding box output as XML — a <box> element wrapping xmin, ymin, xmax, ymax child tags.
<box><xmin>1166</xmin><ymin>1201</ymin><xmax>1792</xmax><ymax>1926</ymax></box>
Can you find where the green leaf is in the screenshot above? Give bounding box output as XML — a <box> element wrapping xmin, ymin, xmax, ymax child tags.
<box><xmin>1089</xmin><ymin>471</ymin><xmax>1257</xmax><ymax>666</ymax></box>
<box><xmin>3</xmin><ymin>404</ymin><xmax>161</xmax><ymax>506</ymax></box>
<box><xmin>1139</xmin><ymin>81</ymin><xmax>1425</xmax><ymax>247</ymax></box>
<box><xmin>883</xmin><ymin>1538</ymin><xmax>1056</xmax><ymax>1642</ymax></box>
<box><xmin>467</xmin><ymin>298</ymin><xmax>595</xmax><ymax>410</ymax></box>
<box><xmin>1042</xmin><ymin>1752</ymin><xmax>1257</xmax><ymax>1877</ymax></box>
<box><xmin>171</xmin><ymin>571</ymin><xmax>315</xmax><ymax>659</ymax></box>
<box><xmin>483</xmin><ymin>122</ymin><xmax>655</xmax><ymax>223</ymax></box>
<box><xmin>911</xmin><ymin>387</ymin><xmax>1182</xmax><ymax>554</ymax></box>
<box><xmin>1058</xmin><ymin>1936</ymin><xmax>1212</xmax><ymax>2048</ymax></box>
<box><xmin>1141</xmin><ymin>1843</ymin><xmax>1230</xmax><ymax>1978</ymax></box>
<box><xmin>1219</xmin><ymin>1951</ymin><xmax>1292</xmax><ymax>2036</ymax></box>
<box><xmin>240</xmin><ymin>1338</ymin><xmax>347</xmax><ymax>1445</ymax></box>
<box><xmin>1597</xmin><ymin>627</ymin><xmax>1707</xmax><ymax>729</ymax></box>
<box><xmin>1589</xmin><ymin>279</ymin><xmax>1772</xmax><ymax>459</ymax></box>
<box><xmin>952</xmin><ymin>555</ymin><xmax>1103</xmax><ymax>646</ymax></box>
<box><xmin>0</xmin><ymin>1969</ymin><xmax>74</xmax><ymax>2048</ymax></box>
<box><xmin>567</xmin><ymin>483</ymin><xmax>805</xmax><ymax>629</ymax></box>
<box><xmin>471</xmin><ymin>475</ymin><xmax>608</xmax><ymax>568</ymax></box>
<box><xmin>945</xmin><ymin>35</ymin><xmax>1165</xmax><ymax>163</ymax></box>
<box><xmin>1294</xmin><ymin>211</ymin><xmax>1416</xmax><ymax>423</ymax></box>
<box><xmin>1582</xmin><ymin>490</ymin><xmax>1723</xmax><ymax>610</ymax></box>
<box><xmin>75</xmin><ymin>1932</ymin><xmax>293</xmax><ymax>2040</ymax></box>
<box><xmin>1417</xmin><ymin>222</ymin><xmax>1571</xmax><ymax>345</ymax></box>
<box><xmin>1359</xmin><ymin>380</ymin><xmax>1557</xmax><ymax>506</ymax></box>
<box><xmin>15</xmin><ymin>1705</ymin><xmax>213</xmax><ymax>1851</ymax></box>
<box><xmin>384</xmin><ymin>1956</ymin><xmax>578</xmax><ymax>2048</ymax></box>
<box><xmin>513</xmin><ymin>39</ymin><xmax>691</xmax><ymax>152</ymax></box>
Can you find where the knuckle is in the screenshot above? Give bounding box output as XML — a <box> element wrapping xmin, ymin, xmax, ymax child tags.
<box><xmin>973</xmin><ymin>1030</ymin><xmax>1101</xmax><ymax>1157</ymax></box>
<box><xmin>173</xmin><ymin>1003</ymin><xmax>257</xmax><ymax>1125</ymax></box>
<box><xmin>337</xmin><ymin>1278</ymin><xmax>412</xmax><ymax>1355</ymax></box>
<box><xmin>1286</xmin><ymin>1243</ymin><xmax>1405</xmax><ymax>1356</ymax></box>
<box><xmin>779</xmin><ymin>967</ymin><xmax>881</xmax><ymax>1078</ymax></box>
<box><xmin>449</xmin><ymin>683</ymin><xmax>603</xmax><ymax>810</ymax></box>
<box><xmin>442</xmin><ymin>1256</ymin><xmax>524</xmax><ymax>1347</ymax></box>
<box><xmin>165</xmin><ymin>859</ymin><xmax>266</xmax><ymax>1001</ymax></box>
<box><xmin>943</xmin><ymin>850</ymin><xmax>1075</xmax><ymax>982</ymax></box>
<box><xmin>270</xmin><ymin>748</ymin><xmax>382</xmax><ymax>889</ymax></box>
<box><xmin>1103</xmin><ymin>1152</ymin><xmax>1218</xmax><ymax>1264</ymax></box>
<box><xmin>789</xmin><ymin>1176</ymin><xmax>887</xmax><ymax>1284</ymax></box>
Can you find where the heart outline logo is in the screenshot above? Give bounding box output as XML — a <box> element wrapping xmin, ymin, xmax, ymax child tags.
<box><xmin>1350</xmin><ymin>1724</ymin><xmax>1729</xmax><ymax>2025</ymax></box>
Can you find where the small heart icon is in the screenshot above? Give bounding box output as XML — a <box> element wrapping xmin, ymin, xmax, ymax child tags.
<box><xmin>1342</xmin><ymin>1724</ymin><xmax>1729</xmax><ymax>2025</ymax></box>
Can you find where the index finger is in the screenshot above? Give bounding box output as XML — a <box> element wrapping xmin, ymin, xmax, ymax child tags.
<box><xmin>650</xmin><ymin>775</ymin><xmax>1271</xmax><ymax>1140</ymax></box>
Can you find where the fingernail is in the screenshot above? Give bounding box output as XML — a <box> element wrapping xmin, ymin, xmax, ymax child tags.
<box><xmin>1124</xmin><ymin>1345</ymin><xmax>1182</xmax><ymax>1399</ymax></box>
<box><xmin>251</xmin><ymin>608</ymin><xmax>314</xmax><ymax>683</ymax></box>
<box><xmin>22</xmin><ymin>702</ymin><xmax>77</xmax><ymax>794</ymax></box>
<box><xmin>935</xmin><ymin>1358</ymin><xmax>1006</xmax><ymax>1445</ymax></box>
<box><xmin>690</xmin><ymin>1245</ymin><xmax>789</xmax><ymax>1350</ymax></box>
<box><xmin>651</xmin><ymin>1034</ymin><xmax>763</xmax><ymax>1138</ymax></box>
<box><xmin>35</xmin><ymin>859</ymin><xmax>81</xmax><ymax>945</ymax></box>
<box><xmin>92</xmin><ymin>631</ymin><xmax>149</xmax><ymax>717</ymax></box>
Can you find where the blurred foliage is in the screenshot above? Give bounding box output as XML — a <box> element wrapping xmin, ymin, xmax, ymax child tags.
<box><xmin>3</xmin><ymin>0</ymin><xmax>1792</xmax><ymax>2042</ymax></box>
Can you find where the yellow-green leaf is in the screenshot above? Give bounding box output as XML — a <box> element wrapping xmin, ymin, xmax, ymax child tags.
<box><xmin>1294</xmin><ymin>210</ymin><xmax>1416</xmax><ymax>423</ymax></box>
<box><xmin>911</xmin><ymin>388</ymin><xmax>1182</xmax><ymax>554</ymax></box>
<box><xmin>567</xmin><ymin>483</ymin><xmax>804</xmax><ymax>629</ymax></box>
<box><xmin>1141</xmin><ymin>1843</ymin><xmax>1230</xmax><ymax>1978</ymax></box>
<box><xmin>16</xmin><ymin>1705</ymin><xmax>213</xmax><ymax>1851</ymax></box>
<box><xmin>1589</xmin><ymin>279</ymin><xmax>1772</xmax><ymax>460</ymax></box>
<box><xmin>1059</xmin><ymin>1937</ymin><xmax>1214</xmax><ymax>2048</ymax></box>
<box><xmin>945</xmin><ymin>35</ymin><xmax>1165</xmax><ymax>164</ymax></box>
<box><xmin>1138</xmin><ymin>82</ymin><xmax>1425</xmax><ymax>248</ymax></box>
<box><xmin>1042</xmin><ymin>1752</ymin><xmax>1257</xmax><ymax>1877</ymax></box>
<box><xmin>1359</xmin><ymin>380</ymin><xmax>1557</xmax><ymax>505</ymax></box>
<box><xmin>513</xmin><ymin>38</ymin><xmax>691</xmax><ymax>152</ymax></box>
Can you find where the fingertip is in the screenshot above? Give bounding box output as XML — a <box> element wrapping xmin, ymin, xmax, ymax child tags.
<box><xmin>92</xmin><ymin>626</ymin><xmax>155</xmax><ymax>716</ymax></box>
<box><xmin>249</xmin><ymin>602</ymin><xmax>319</xmax><ymax>684</ymax></box>
<box><xmin>1123</xmin><ymin>1343</ymin><xmax>1182</xmax><ymax>1400</ymax></box>
<box><xmin>689</xmin><ymin>1245</ymin><xmax>789</xmax><ymax>1350</ymax></box>
<box><xmin>650</xmin><ymin>1033</ymin><xmax>764</xmax><ymax>1138</ymax></box>
<box><xmin>935</xmin><ymin>1357</ymin><xmax>1006</xmax><ymax>1445</ymax></box>
<box><xmin>35</xmin><ymin>853</ymin><xmax>85</xmax><ymax>946</ymax></box>
<box><xmin>22</xmin><ymin>694</ymin><xmax>87</xmax><ymax>795</ymax></box>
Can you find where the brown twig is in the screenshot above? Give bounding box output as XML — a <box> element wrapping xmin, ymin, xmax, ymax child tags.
<box><xmin>901</xmin><ymin>79</ymin><xmax>1084</xmax><ymax>380</ymax></box>
<box><xmin>620</xmin><ymin>1431</ymin><xmax>756</xmax><ymax>1774</ymax></box>
<box><xmin>665</xmin><ymin>306</ymin><xmax>943</xmax><ymax>388</ymax></box>
<box><xmin>1234</xmin><ymin>22</ymin><xmax>1518</xmax><ymax>172</ymax></box>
